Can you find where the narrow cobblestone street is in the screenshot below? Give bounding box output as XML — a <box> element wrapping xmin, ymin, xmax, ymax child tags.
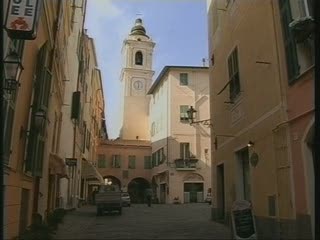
<box><xmin>54</xmin><ymin>204</ymin><xmax>232</xmax><ymax>239</ymax></box>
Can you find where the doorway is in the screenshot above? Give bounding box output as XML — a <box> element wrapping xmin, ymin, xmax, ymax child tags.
<box><xmin>160</xmin><ymin>183</ymin><xmax>166</xmax><ymax>203</ymax></box>
<box><xmin>184</xmin><ymin>183</ymin><xmax>204</xmax><ymax>203</ymax></box>
<box><xmin>128</xmin><ymin>178</ymin><xmax>150</xmax><ymax>203</ymax></box>
<box><xmin>217</xmin><ymin>164</ymin><xmax>225</xmax><ymax>219</ymax></box>
<box><xmin>19</xmin><ymin>189</ymin><xmax>30</xmax><ymax>234</ymax></box>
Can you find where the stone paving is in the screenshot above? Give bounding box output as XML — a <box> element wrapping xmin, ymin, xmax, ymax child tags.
<box><xmin>54</xmin><ymin>203</ymin><xmax>232</xmax><ymax>239</ymax></box>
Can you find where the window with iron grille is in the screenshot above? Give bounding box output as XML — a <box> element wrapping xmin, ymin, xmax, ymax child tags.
<box><xmin>179</xmin><ymin>73</ymin><xmax>188</xmax><ymax>86</ymax></box>
<box><xmin>228</xmin><ymin>47</ymin><xmax>241</xmax><ymax>101</ymax></box>
<box><xmin>128</xmin><ymin>155</ymin><xmax>136</xmax><ymax>169</ymax></box>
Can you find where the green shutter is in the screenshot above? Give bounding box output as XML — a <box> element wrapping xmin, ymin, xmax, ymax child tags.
<box><xmin>144</xmin><ymin>156</ymin><xmax>151</xmax><ymax>169</ymax></box>
<box><xmin>71</xmin><ymin>91</ymin><xmax>81</xmax><ymax>120</ymax></box>
<box><xmin>128</xmin><ymin>155</ymin><xmax>136</xmax><ymax>169</ymax></box>
<box><xmin>279</xmin><ymin>0</ymin><xmax>300</xmax><ymax>83</ymax></box>
<box><xmin>26</xmin><ymin>42</ymin><xmax>51</xmax><ymax>176</ymax></box>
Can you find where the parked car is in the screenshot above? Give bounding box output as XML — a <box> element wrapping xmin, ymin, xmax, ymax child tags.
<box><xmin>96</xmin><ymin>184</ymin><xmax>122</xmax><ymax>216</ymax></box>
<box><xmin>121</xmin><ymin>192</ymin><xmax>131</xmax><ymax>207</ymax></box>
<box><xmin>205</xmin><ymin>193</ymin><xmax>212</xmax><ymax>204</ymax></box>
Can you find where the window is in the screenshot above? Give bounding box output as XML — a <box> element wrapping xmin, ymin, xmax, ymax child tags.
<box><xmin>180</xmin><ymin>143</ymin><xmax>190</xmax><ymax>159</ymax></box>
<box><xmin>86</xmin><ymin>130</ymin><xmax>90</xmax><ymax>150</ymax></box>
<box><xmin>279</xmin><ymin>0</ymin><xmax>300</xmax><ymax>83</ymax></box>
<box><xmin>144</xmin><ymin>156</ymin><xmax>152</xmax><ymax>169</ymax></box>
<box><xmin>82</xmin><ymin>122</ymin><xmax>86</xmax><ymax>153</ymax></box>
<box><xmin>97</xmin><ymin>154</ymin><xmax>106</xmax><ymax>168</ymax></box>
<box><xmin>228</xmin><ymin>47</ymin><xmax>241</xmax><ymax>100</ymax></box>
<box><xmin>151</xmin><ymin>122</ymin><xmax>155</xmax><ymax>136</ymax></box>
<box><xmin>152</xmin><ymin>153</ymin><xmax>156</xmax><ymax>168</ymax></box>
<box><xmin>180</xmin><ymin>105</ymin><xmax>189</xmax><ymax>122</ymax></box>
<box><xmin>25</xmin><ymin>42</ymin><xmax>51</xmax><ymax>176</ymax></box>
<box><xmin>112</xmin><ymin>155</ymin><xmax>121</xmax><ymax>168</ymax></box>
<box><xmin>179</xmin><ymin>73</ymin><xmax>188</xmax><ymax>85</ymax></box>
<box><xmin>296</xmin><ymin>0</ymin><xmax>313</xmax><ymax>18</ymax></box>
<box><xmin>135</xmin><ymin>51</ymin><xmax>143</xmax><ymax>65</ymax></box>
<box><xmin>128</xmin><ymin>155</ymin><xmax>136</xmax><ymax>169</ymax></box>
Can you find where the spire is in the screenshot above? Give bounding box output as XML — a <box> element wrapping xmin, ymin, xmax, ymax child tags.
<box><xmin>130</xmin><ymin>18</ymin><xmax>149</xmax><ymax>38</ymax></box>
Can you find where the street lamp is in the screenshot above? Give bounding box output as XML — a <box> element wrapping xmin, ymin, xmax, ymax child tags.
<box><xmin>187</xmin><ymin>106</ymin><xmax>212</xmax><ymax>127</ymax></box>
<box><xmin>34</xmin><ymin>109</ymin><xmax>47</xmax><ymax>130</ymax></box>
<box><xmin>3</xmin><ymin>49</ymin><xmax>24</xmax><ymax>94</ymax></box>
<box><xmin>187</xmin><ymin>106</ymin><xmax>197</xmax><ymax>124</ymax></box>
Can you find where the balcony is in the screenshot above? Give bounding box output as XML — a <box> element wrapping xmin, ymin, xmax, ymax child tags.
<box><xmin>174</xmin><ymin>158</ymin><xmax>199</xmax><ymax>171</ymax></box>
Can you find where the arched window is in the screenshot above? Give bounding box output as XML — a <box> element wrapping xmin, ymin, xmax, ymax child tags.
<box><xmin>135</xmin><ymin>51</ymin><xmax>143</xmax><ymax>65</ymax></box>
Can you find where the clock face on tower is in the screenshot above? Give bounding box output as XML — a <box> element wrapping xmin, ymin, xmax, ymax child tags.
<box><xmin>133</xmin><ymin>80</ymin><xmax>143</xmax><ymax>90</ymax></box>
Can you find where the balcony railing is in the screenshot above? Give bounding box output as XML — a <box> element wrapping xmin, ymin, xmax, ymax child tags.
<box><xmin>174</xmin><ymin>158</ymin><xmax>198</xmax><ymax>170</ymax></box>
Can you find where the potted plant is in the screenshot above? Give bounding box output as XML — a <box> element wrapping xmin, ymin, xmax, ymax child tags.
<box><xmin>173</xmin><ymin>197</ymin><xmax>181</xmax><ymax>204</ymax></box>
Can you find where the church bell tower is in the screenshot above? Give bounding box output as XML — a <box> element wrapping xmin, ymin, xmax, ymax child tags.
<box><xmin>119</xmin><ymin>19</ymin><xmax>155</xmax><ymax>140</ymax></box>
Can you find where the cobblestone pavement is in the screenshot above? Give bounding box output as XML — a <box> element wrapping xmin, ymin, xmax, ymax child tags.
<box><xmin>54</xmin><ymin>203</ymin><xmax>232</xmax><ymax>239</ymax></box>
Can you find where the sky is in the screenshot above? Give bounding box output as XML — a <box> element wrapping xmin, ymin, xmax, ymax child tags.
<box><xmin>85</xmin><ymin>0</ymin><xmax>208</xmax><ymax>139</ymax></box>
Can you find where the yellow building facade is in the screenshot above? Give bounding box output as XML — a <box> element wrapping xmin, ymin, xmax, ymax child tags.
<box><xmin>207</xmin><ymin>0</ymin><xmax>315</xmax><ymax>239</ymax></box>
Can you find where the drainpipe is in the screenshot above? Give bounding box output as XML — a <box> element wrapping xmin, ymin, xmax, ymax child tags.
<box><xmin>314</xmin><ymin>1</ymin><xmax>320</xmax><ymax>239</ymax></box>
<box><xmin>0</xmin><ymin>2</ymin><xmax>4</xmax><ymax>240</ymax></box>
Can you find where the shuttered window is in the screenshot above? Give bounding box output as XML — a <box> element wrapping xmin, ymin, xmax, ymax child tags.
<box><xmin>112</xmin><ymin>155</ymin><xmax>121</xmax><ymax>168</ymax></box>
<box><xmin>180</xmin><ymin>143</ymin><xmax>190</xmax><ymax>159</ymax></box>
<box><xmin>97</xmin><ymin>154</ymin><xmax>106</xmax><ymax>168</ymax></box>
<box><xmin>279</xmin><ymin>0</ymin><xmax>300</xmax><ymax>83</ymax></box>
<box><xmin>25</xmin><ymin>42</ymin><xmax>51</xmax><ymax>176</ymax></box>
<box><xmin>144</xmin><ymin>156</ymin><xmax>152</xmax><ymax>169</ymax></box>
<box><xmin>228</xmin><ymin>47</ymin><xmax>241</xmax><ymax>101</ymax></box>
<box><xmin>128</xmin><ymin>155</ymin><xmax>136</xmax><ymax>169</ymax></box>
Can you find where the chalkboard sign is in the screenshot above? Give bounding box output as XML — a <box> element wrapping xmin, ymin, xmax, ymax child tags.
<box><xmin>231</xmin><ymin>200</ymin><xmax>257</xmax><ymax>240</ymax></box>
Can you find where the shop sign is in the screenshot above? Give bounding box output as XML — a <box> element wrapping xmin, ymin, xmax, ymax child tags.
<box><xmin>66</xmin><ymin>158</ymin><xmax>77</xmax><ymax>167</ymax></box>
<box><xmin>4</xmin><ymin>0</ymin><xmax>42</xmax><ymax>40</ymax></box>
<box><xmin>231</xmin><ymin>200</ymin><xmax>257</xmax><ymax>240</ymax></box>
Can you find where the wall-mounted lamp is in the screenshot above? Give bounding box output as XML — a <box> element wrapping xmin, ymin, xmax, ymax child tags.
<box><xmin>19</xmin><ymin>109</ymin><xmax>47</xmax><ymax>139</ymax></box>
<box><xmin>3</xmin><ymin>49</ymin><xmax>24</xmax><ymax>94</ymax></box>
<box><xmin>247</xmin><ymin>141</ymin><xmax>255</xmax><ymax>147</ymax></box>
<box><xmin>34</xmin><ymin>109</ymin><xmax>47</xmax><ymax>130</ymax></box>
<box><xmin>187</xmin><ymin>106</ymin><xmax>212</xmax><ymax>127</ymax></box>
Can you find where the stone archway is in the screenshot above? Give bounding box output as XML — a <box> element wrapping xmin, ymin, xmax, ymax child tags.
<box><xmin>103</xmin><ymin>176</ymin><xmax>121</xmax><ymax>190</ymax></box>
<box><xmin>183</xmin><ymin>173</ymin><xmax>205</xmax><ymax>203</ymax></box>
<box><xmin>128</xmin><ymin>178</ymin><xmax>150</xmax><ymax>203</ymax></box>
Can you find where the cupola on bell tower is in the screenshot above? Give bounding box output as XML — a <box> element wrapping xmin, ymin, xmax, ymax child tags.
<box><xmin>119</xmin><ymin>18</ymin><xmax>155</xmax><ymax>140</ymax></box>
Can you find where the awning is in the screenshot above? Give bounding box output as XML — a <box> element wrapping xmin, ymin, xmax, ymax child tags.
<box><xmin>82</xmin><ymin>160</ymin><xmax>104</xmax><ymax>184</ymax></box>
<box><xmin>49</xmin><ymin>153</ymin><xmax>68</xmax><ymax>178</ymax></box>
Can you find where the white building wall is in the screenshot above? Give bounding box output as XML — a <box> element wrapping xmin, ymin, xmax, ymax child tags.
<box><xmin>150</xmin><ymin>67</ymin><xmax>211</xmax><ymax>204</ymax></box>
<box><xmin>59</xmin><ymin>0</ymin><xmax>86</xmax><ymax>209</ymax></box>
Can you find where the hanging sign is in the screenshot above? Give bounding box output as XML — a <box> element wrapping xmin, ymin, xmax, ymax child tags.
<box><xmin>231</xmin><ymin>200</ymin><xmax>257</xmax><ymax>240</ymax></box>
<box><xmin>66</xmin><ymin>158</ymin><xmax>77</xmax><ymax>167</ymax></box>
<box><xmin>4</xmin><ymin>0</ymin><xmax>43</xmax><ymax>40</ymax></box>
